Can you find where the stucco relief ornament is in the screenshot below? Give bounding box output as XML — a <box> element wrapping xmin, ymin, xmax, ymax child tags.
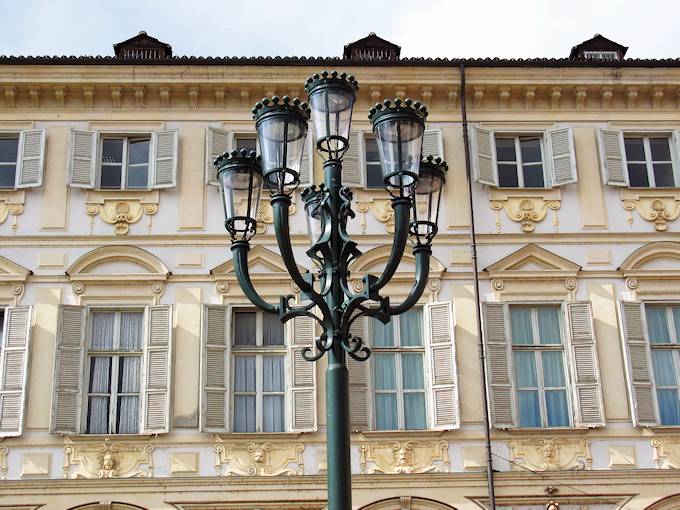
<box><xmin>356</xmin><ymin>199</ymin><xmax>396</xmax><ymax>234</ymax></box>
<box><xmin>507</xmin><ymin>438</ymin><xmax>591</xmax><ymax>472</ymax></box>
<box><xmin>87</xmin><ymin>200</ymin><xmax>158</xmax><ymax>236</ymax></box>
<box><xmin>623</xmin><ymin>196</ymin><xmax>680</xmax><ymax>231</ymax></box>
<box><xmin>359</xmin><ymin>440</ymin><xmax>449</xmax><ymax>474</ymax></box>
<box><xmin>214</xmin><ymin>441</ymin><xmax>304</xmax><ymax>476</ymax></box>
<box><xmin>652</xmin><ymin>437</ymin><xmax>680</xmax><ymax>468</ymax></box>
<box><xmin>0</xmin><ymin>445</ymin><xmax>7</xmax><ymax>480</ymax></box>
<box><xmin>63</xmin><ymin>440</ymin><xmax>154</xmax><ymax>479</ymax></box>
<box><xmin>215</xmin><ymin>280</ymin><xmax>229</xmax><ymax>295</ymax></box>
<box><xmin>490</xmin><ymin>198</ymin><xmax>560</xmax><ymax>233</ymax></box>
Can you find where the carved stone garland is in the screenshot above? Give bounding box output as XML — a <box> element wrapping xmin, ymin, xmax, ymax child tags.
<box><xmin>491</xmin><ymin>197</ymin><xmax>561</xmax><ymax>233</ymax></box>
<box><xmin>359</xmin><ymin>440</ymin><xmax>450</xmax><ymax>474</ymax></box>
<box><xmin>87</xmin><ymin>200</ymin><xmax>158</xmax><ymax>236</ymax></box>
<box><xmin>622</xmin><ymin>192</ymin><xmax>680</xmax><ymax>232</ymax></box>
<box><xmin>63</xmin><ymin>439</ymin><xmax>154</xmax><ymax>479</ymax></box>
<box><xmin>507</xmin><ymin>438</ymin><xmax>592</xmax><ymax>471</ymax></box>
<box><xmin>214</xmin><ymin>441</ymin><xmax>304</xmax><ymax>476</ymax></box>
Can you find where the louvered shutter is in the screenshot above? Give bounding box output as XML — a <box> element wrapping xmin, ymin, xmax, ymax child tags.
<box><xmin>348</xmin><ymin>316</ymin><xmax>371</xmax><ymax>430</ymax></box>
<box><xmin>472</xmin><ymin>126</ymin><xmax>498</xmax><ymax>186</ymax></box>
<box><xmin>16</xmin><ymin>129</ymin><xmax>46</xmax><ymax>188</ymax></box>
<box><xmin>341</xmin><ymin>131</ymin><xmax>364</xmax><ymax>187</ymax></box>
<box><xmin>422</xmin><ymin>129</ymin><xmax>444</xmax><ymax>160</ymax></box>
<box><xmin>50</xmin><ymin>305</ymin><xmax>86</xmax><ymax>434</ymax></box>
<box><xmin>619</xmin><ymin>301</ymin><xmax>659</xmax><ymax>426</ymax></box>
<box><xmin>67</xmin><ymin>129</ymin><xmax>97</xmax><ymax>188</ymax></box>
<box><xmin>206</xmin><ymin>127</ymin><xmax>233</xmax><ymax>185</ymax></box>
<box><xmin>565</xmin><ymin>302</ymin><xmax>605</xmax><ymax>427</ymax></box>
<box><xmin>152</xmin><ymin>130</ymin><xmax>178</xmax><ymax>188</ymax></box>
<box><xmin>424</xmin><ymin>302</ymin><xmax>459</xmax><ymax>429</ymax></box>
<box><xmin>0</xmin><ymin>306</ymin><xmax>32</xmax><ymax>436</ymax></box>
<box><xmin>201</xmin><ymin>304</ymin><xmax>230</xmax><ymax>432</ymax></box>
<box><xmin>298</xmin><ymin>128</ymin><xmax>314</xmax><ymax>186</ymax></box>
<box><xmin>288</xmin><ymin>315</ymin><xmax>317</xmax><ymax>431</ymax></box>
<box><xmin>547</xmin><ymin>127</ymin><xmax>577</xmax><ymax>186</ymax></box>
<box><xmin>597</xmin><ymin>129</ymin><xmax>628</xmax><ymax>186</ymax></box>
<box><xmin>141</xmin><ymin>305</ymin><xmax>172</xmax><ymax>434</ymax></box>
<box><xmin>672</xmin><ymin>132</ymin><xmax>680</xmax><ymax>185</ymax></box>
<box><xmin>482</xmin><ymin>302</ymin><xmax>515</xmax><ymax>428</ymax></box>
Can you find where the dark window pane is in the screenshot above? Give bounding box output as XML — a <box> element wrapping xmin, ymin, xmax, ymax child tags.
<box><xmin>234</xmin><ymin>312</ymin><xmax>256</xmax><ymax>345</ymax></box>
<box><xmin>624</xmin><ymin>138</ymin><xmax>645</xmax><ymax>161</ymax></box>
<box><xmin>128</xmin><ymin>139</ymin><xmax>150</xmax><ymax>165</ymax></box>
<box><xmin>495</xmin><ymin>138</ymin><xmax>516</xmax><ymax>162</ymax></box>
<box><xmin>498</xmin><ymin>164</ymin><xmax>519</xmax><ymax>187</ymax></box>
<box><xmin>235</xmin><ymin>137</ymin><xmax>257</xmax><ymax>153</ymax></box>
<box><xmin>127</xmin><ymin>165</ymin><xmax>148</xmax><ymax>189</ymax></box>
<box><xmin>653</xmin><ymin>163</ymin><xmax>675</xmax><ymax>187</ymax></box>
<box><xmin>365</xmin><ymin>137</ymin><xmax>379</xmax><ymax>163</ymax></box>
<box><xmin>627</xmin><ymin>163</ymin><xmax>649</xmax><ymax>187</ymax></box>
<box><xmin>523</xmin><ymin>164</ymin><xmax>545</xmax><ymax>187</ymax></box>
<box><xmin>366</xmin><ymin>164</ymin><xmax>383</xmax><ymax>188</ymax></box>
<box><xmin>102</xmin><ymin>139</ymin><xmax>123</xmax><ymax>164</ymax></box>
<box><xmin>649</xmin><ymin>138</ymin><xmax>671</xmax><ymax>161</ymax></box>
<box><xmin>100</xmin><ymin>165</ymin><xmax>122</xmax><ymax>188</ymax></box>
<box><xmin>0</xmin><ymin>164</ymin><xmax>16</xmax><ymax>187</ymax></box>
<box><xmin>520</xmin><ymin>138</ymin><xmax>542</xmax><ymax>163</ymax></box>
<box><xmin>0</xmin><ymin>138</ymin><xmax>18</xmax><ymax>163</ymax></box>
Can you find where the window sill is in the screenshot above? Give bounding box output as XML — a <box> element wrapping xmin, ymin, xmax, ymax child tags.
<box><xmin>619</xmin><ymin>188</ymin><xmax>680</xmax><ymax>232</ymax></box>
<box><xmin>354</xmin><ymin>429</ymin><xmax>448</xmax><ymax>440</ymax></box>
<box><xmin>488</xmin><ymin>188</ymin><xmax>561</xmax><ymax>233</ymax></box>
<box><xmin>84</xmin><ymin>189</ymin><xmax>159</xmax><ymax>236</ymax></box>
<box><xmin>215</xmin><ymin>431</ymin><xmax>308</xmax><ymax>440</ymax></box>
<box><xmin>503</xmin><ymin>427</ymin><xmax>589</xmax><ymax>436</ymax></box>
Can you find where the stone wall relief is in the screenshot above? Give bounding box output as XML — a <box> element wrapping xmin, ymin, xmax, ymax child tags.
<box><xmin>0</xmin><ymin>443</ymin><xmax>7</xmax><ymax>480</ymax></box>
<box><xmin>85</xmin><ymin>190</ymin><xmax>159</xmax><ymax>236</ymax></box>
<box><xmin>63</xmin><ymin>439</ymin><xmax>154</xmax><ymax>479</ymax></box>
<box><xmin>214</xmin><ymin>441</ymin><xmax>304</xmax><ymax>476</ymax></box>
<box><xmin>621</xmin><ymin>189</ymin><xmax>680</xmax><ymax>232</ymax></box>
<box><xmin>359</xmin><ymin>440</ymin><xmax>450</xmax><ymax>474</ymax></box>
<box><xmin>507</xmin><ymin>438</ymin><xmax>592</xmax><ymax>471</ymax></box>
<box><xmin>489</xmin><ymin>189</ymin><xmax>561</xmax><ymax>233</ymax></box>
<box><xmin>0</xmin><ymin>190</ymin><xmax>25</xmax><ymax>232</ymax></box>
<box><xmin>652</xmin><ymin>437</ymin><xmax>680</xmax><ymax>468</ymax></box>
<box><xmin>237</xmin><ymin>197</ymin><xmax>296</xmax><ymax>235</ymax></box>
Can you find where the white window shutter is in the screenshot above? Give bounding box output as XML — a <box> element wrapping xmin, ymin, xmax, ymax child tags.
<box><xmin>141</xmin><ymin>305</ymin><xmax>172</xmax><ymax>434</ymax></box>
<box><xmin>288</xmin><ymin>315</ymin><xmax>317</xmax><ymax>432</ymax></box>
<box><xmin>424</xmin><ymin>302</ymin><xmax>459</xmax><ymax>430</ymax></box>
<box><xmin>547</xmin><ymin>127</ymin><xmax>577</xmax><ymax>187</ymax></box>
<box><xmin>348</xmin><ymin>315</ymin><xmax>371</xmax><ymax>430</ymax></box>
<box><xmin>206</xmin><ymin>127</ymin><xmax>233</xmax><ymax>186</ymax></box>
<box><xmin>597</xmin><ymin>129</ymin><xmax>628</xmax><ymax>186</ymax></box>
<box><xmin>565</xmin><ymin>302</ymin><xmax>605</xmax><ymax>427</ymax></box>
<box><xmin>672</xmin><ymin>131</ymin><xmax>680</xmax><ymax>185</ymax></box>
<box><xmin>0</xmin><ymin>306</ymin><xmax>32</xmax><ymax>437</ymax></box>
<box><xmin>341</xmin><ymin>131</ymin><xmax>365</xmax><ymax>187</ymax></box>
<box><xmin>16</xmin><ymin>129</ymin><xmax>46</xmax><ymax>188</ymax></box>
<box><xmin>151</xmin><ymin>129</ymin><xmax>178</xmax><ymax>188</ymax></box>
<box><xmin>472</xmin><ymin>126</ymin><xmax>498</xmax><ymax>186</ymax></box>
<box><xmin>67</xmin><ymin>129</ymin><xmax>97</xmax><ymax>188</ymax></box>
<box><xmin>619</xmin><ymin>301</ymin><xmax>659</xmax><ymax>427</ymax></box>
<box><xmin>422</xmin><ymin>129</ymin><xmax>444</xmax><ymax>160</ymax></box>
<box><xmin>201</xmin><ymin>304</ymin><xmax>230</xmax><ymax>432</ymax></box>
<box><xmin>482</xmin><ymin>302</ymin><xmax>515</xmax><ymax>428</ymax></box>
<box><xmin>298</xmin><ymin>127</ymin><xmax>314</xmax><ymax>187</ymax></box>
<box><xmin>50</xmin><ymin>305</ymin><xmax>86</xmax><ymax>434</ymax></box>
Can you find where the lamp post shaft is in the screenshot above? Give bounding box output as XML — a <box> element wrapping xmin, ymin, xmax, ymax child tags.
<box><xmin>324</xmin><ymin>158</ymin><xmax>353</xmax><ymax>510</ymax></box>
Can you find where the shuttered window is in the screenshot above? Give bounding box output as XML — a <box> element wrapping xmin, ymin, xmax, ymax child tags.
<box><xmin>0</xmin><ymin>306</ymin><xmax>32</xmax><ymax>437</ymax></box>
<box><xmin>0</xmin><ymin>130</ymin><xmax>46</xmax><ymax>189</ymax></box>
<box><xmin>624</xmin><ymin>137</ymin><xmax>676</xmax><ymax>188</ymax></box>
<box><xmin>0</xmin><ymin>137</ymin><xmax>18</xmax><ymax>188</ymax></box>
<box><xmin>496</xmin><ymin>136</ymin><xmax>546</xmax><ymax>188</ymax></box>
<box><xmin>645</xmin><ymin>304</ymin><xmax>680</xmax><ymax>425</ymax></box>
<box><xmin>84</xmin><ymin>310</ymin><xmax>143</xmax><ymax>434</ymax></box>
<box><xmin>371</xmin><ymin>309</ymin><xmax>427</xmax><ymax>430</ymax></box>
<box><xmin>231</xmin><ymin>310</ymin><xmax>286</xmax><ymax>433</ymax></box>
<box><xmin>100</xmin><ymin>137</ymin><xmax>150</xmax><ymax>190</ymax></box>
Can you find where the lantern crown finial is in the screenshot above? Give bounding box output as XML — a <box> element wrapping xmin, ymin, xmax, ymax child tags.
<box><xmin>368</xmin><ymin>97</ymin><xmax>428</xmax><ymax>124</ymax></box>
<box><xmin>252</xmin><ymin>96</ymin><xmax>311</xmax><ymax>122</ymax></box>
<box><xmin>304</xmin><ymin>70</ymin><xmax>359</xmax><ymax>95</ymax></box>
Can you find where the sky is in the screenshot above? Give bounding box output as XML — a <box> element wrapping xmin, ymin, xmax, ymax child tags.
<box><xmin>0</xmin><ymin>0</ymin><xmax>679</xmax><ymax>60</ymax></box>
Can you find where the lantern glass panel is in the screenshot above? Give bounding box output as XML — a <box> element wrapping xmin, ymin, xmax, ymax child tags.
<box><xmin>257</xmin><ymin>114</ymin><xmax>307</xmax><ymax>190</ymax></box>
<box><xmin>305</xmin><ymin>195</ymin><xmax>324</xmax><ymax>246</ymax></box>
<box><xmin>219</xmin><ymin>165</ymin><xmax>262</xmax><ymax>238</ymax></box>
<box><xmin>309</xmin><ymin>87</ymin><xmax>355</xmax><ymax>154</ymax></box>
<box><xmin>374</xmin><ymin>119</ymin><xmax>423</xmax><ymax>194</ymax></box>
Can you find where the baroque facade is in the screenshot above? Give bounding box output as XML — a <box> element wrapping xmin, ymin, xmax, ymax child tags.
<box><xmin>0</xmin><ymin>31</ymin><xmax>679</xmax><ymax>509</ymax></box>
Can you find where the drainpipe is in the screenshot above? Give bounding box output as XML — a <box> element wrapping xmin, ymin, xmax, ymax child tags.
<box><xmin>459</xmin><ymin>62</ymin><xmax>497</xmax><ymax>510</ymax></box>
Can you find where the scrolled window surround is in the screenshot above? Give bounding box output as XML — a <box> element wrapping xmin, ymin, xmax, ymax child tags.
<box><xmin>489</xmin><ymin>188</ymin><xmax>561</xmax><ymax>234</ymax></box>
<box><xmin>620</xmin><ymin>188</ymin><xmax>680</xmax><ymax>232</ymax></box>
<box><xmin>85</xmin><ymin>189</ymin><xmax>159</xmax><ymax>236</ymax></box>
<box><xmin>0</xmin><ymin>190</ymin><xmax>25</xmax><ymax>232</ymax></box>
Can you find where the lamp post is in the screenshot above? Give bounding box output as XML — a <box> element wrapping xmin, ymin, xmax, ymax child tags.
<box><xmin>214</xmin><ymin>71</ymin><xmax>447</xmax><ymax>510</ymax></box>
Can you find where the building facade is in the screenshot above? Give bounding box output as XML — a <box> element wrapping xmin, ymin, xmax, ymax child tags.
<box><xmin>0</xmin><ymin>32</ymin><xmax>679</xmax><ymax>510</ymax></box>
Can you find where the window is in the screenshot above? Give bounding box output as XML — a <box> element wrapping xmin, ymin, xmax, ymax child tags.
<box><xmin>583</xmin><ymin>50</ymin><xmax>618</xmax><ymax>60</ymax></box>
<box><xmin>364</xmin><ymin>135</ymin><xmax>383</xmax><ymax>189</ymax></box>
<box><xmin>646</xmin><ymin>304</ymin><xmax>680</xmax><ymax>425</ymax></box>
<box><xmin>234</xmin><ymin>134</ymin><xmax>258</xmax><ymax>154</ymax></box>
<box><xmin>0</xmin><ymin>306</ymin><xmax>32</xmax><ymax>437</ymax></box>
<box><xmin>510</xmin><ymin>306</ymin><xmax>570</xmax><ymax>428</ymax></box>
<box><xmin>100</xmin><ymin>136</ymin><xmax>151</xmax><ymax>190</ymax></box>
<box><xmin>232</xmin><ymin>310</ymin><xmax>286</xmax><ymax>432</ymax></box>
<box><xmin>371</xmin><ymin>309</ymin><xmax>427</xmax><ymax>430</ymax></box>
<box><xmin>624</xmin><ymin>137</ymin><xmax>675</xmax><ymax>188</ymax></box>
<box><xmin>496</xmin><ymin>136</ymin><xmax>545</xmax><ymax>188</ymax></box>
<box><xmin>0</xmin><ymin>137</ymin><xmax>18</xmax><ymax>188</ymax></box>
<box><xmin>85</xmin><ymin>310</ymin><xmax>143</xmax><ymax>434</ymax></box>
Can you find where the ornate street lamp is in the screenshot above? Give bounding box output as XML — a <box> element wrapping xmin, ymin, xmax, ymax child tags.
<box><xmin>215</xmin><ymin>71</ymin><xmax>446</xmax><ymax>510</ymax></box>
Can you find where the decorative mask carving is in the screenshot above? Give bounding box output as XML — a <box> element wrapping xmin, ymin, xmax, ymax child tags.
<box><xmin>214</xmin><ymin>441</ymin><xmax>304</xmax><ymax>476</ymax></box>
<box><xmin>63</xmin><ymin>439</ymin><xmax>153</xmax><ymax>479</ymax></box>
<box><xmin>359</xmin><ymin>440</ymin><xmax>449</xmax><ymax>474</ymax></box>
<box><xmin>507</xmin><ymin>438</ymin><xmax>591</xmax><ymax>471</ymax></box>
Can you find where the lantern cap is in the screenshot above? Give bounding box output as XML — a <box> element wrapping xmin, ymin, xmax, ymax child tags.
<box><xmin>214</xmin><ymin>148</ymin><xmax>261</xmax><ymax>172</ymax></box>
<box><xmin>420</xmin><ymin>155</ymin><xmax>449</xmax><ymax>174</ymax></box>
<box><xmin>252</xmin><ymin>96</ymin><xmax>311</xmax><ymax>122</ymax></box>
<box><xmin>368</xmin><ymin>97</ymin><xmax>428</xmax><ymax>125</ymax></box>
<box><xmin>304</xmin><ymin>70</ymin><xmax>359</xmax><ymax>95</ymax></box>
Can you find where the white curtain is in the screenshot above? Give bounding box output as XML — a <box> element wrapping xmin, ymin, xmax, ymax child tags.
<box><xmin>537</xmin><ymin>307</ymin><xmax>561</xmax><ymax>344</ymax></box>
<box><xmin>234</xmin><ymin>312</ymin><xmax>257</xmax><ymax>346</ymax></box>
<box><xmin>117</xmin><ymin>356</ymin><xmax>141</xmax><ymax>433</ymax></box>
<box><xmin>262</xmin><ymin>355</ymin><xmax>285</xmax><ymax>432</ymax></box>
<box><xmin>372</xmin><ymin>318</ymin><xmax>394</xmax><ymax>347</ymax></box>
<box><xmin>91</xmin><ymin>312</ymin><xmax>115</xmax><ymax>350</ymax></box>
<box><xmin>87</xmin><ymin>356</ymin><xmax>111</xmax><ymax>433</ymax></box>
<box><xmin>233</xmin><ymin>355</ymin><xmax>256</xmax><ymax>432</ymax></box>
<box><xmin>541</xmin><ymin>351</ymin><xmax>569</xmax><ymax>426</ymax></box>
<box><xmin>513</xmin><ymin>350</ymin><xmax>540</xmax><ymax>427</ymax></box>
<box><xmin>374</xmin><ymin>353</ymin><xmax>397</xmax><ymax>430</ymax></box>
<box><xmin>120</xmin><ymin>312</ymin><xmax>143</xmax><ymax>350</ymax></box>
<box><xmin>399</xmin><ymin>310</ymin><xmax>422</xmax><ymax>347</ymax></box>
<box><xmin>647</xmin><ymin>306</ymin><xmax>671</xmax><ymax>344</ymax></box>
<box><xmin>510</xmin><ymin>307</ymin><xmax>533</xmax><ymax>345</ymax></box>
<box><xmin>402</xmin><ymin>353</ymin><xmax>426</xmax><ymax>429</ymax></box>
<box><xmin>262</xmin><ymin>313</ymin><xmax>284</xmax><ymax>346</ymax></box>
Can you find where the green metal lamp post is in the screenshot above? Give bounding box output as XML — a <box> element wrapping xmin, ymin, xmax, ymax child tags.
<box><xmin>214</xmin><ymin>71</ymin><xmax>447</xmax><ymax>510</ymax></box>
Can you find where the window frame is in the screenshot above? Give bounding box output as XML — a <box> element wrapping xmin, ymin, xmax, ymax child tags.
<box><xmin>495</xmin><ymin>134</ymin><xmax>548</xmax><ymax>189</ymax></box>
<box><xmin>623</xmin><ymin>135</ymin><xmax>677</xmax><ymax>189</ymax></box>
<box><xmin>0</xmin><ymin>133</ymin><xmax>19</xmax><ymax>189</ymax></box>
<box><xmin>508</xmin><ymin>303</ymin><xmax>573</xmax><ymax>429</ymax></box>
<box><xmin>97</xmin><ymin>134</ymin><xmax>152</xmax><ymax>191</ymax></box>
<box><xmin>230</xmin><ymin>308</ymin><xmax>287</xmax><ymax>433</ymax></box>
<box><xmin>363</xmin><ymin>134</ymin><xmax>383</xmax><ymax>190</ymax></box>
<box><xmin>81</xmin><ymin>306</ymin><xmax>145</xmax><ymax>435</ymax></box>
<box><xmin>369</xmin><ymin>308</ymin><xmax>429</xmax><ymax>431</ymax></box>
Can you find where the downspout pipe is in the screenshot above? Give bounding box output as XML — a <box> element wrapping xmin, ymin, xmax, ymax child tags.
<box><xmin>459</xmin><ymin>62</ymin><xmax>497</xmax><ymax>510</ymax></box>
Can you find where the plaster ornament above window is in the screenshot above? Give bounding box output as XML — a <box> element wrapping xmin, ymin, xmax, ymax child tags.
<box><xmin>213</xmin><ymin>441</ymin><xmax>304</xmax><ymax>476</ymax></box>
<box><xmin>85</xmin><ymin>190</ymin><xmax>159</xmax><ymax>236</ymax></box>
<box><xmin>620</xmin><ymin>241</ymin><xmax>680</xmax><ymax>298</ymax></box>
<box><xmin>620</xmin><ymin>189</ymin><xmax>680</xmax><ymax>232</ymax></box>
<box><xmin>489</xmin><ymin>188</ymin><xmax>561</xmax><ymax>233</ymax></box>
<box><xmin>0</xmin><ymin>254</ymin><xmax>30</xmax><ymax>305</ymax></box>
<box><xmin>63</xmin><ymin>439</ymin><xmax>154</xmax><ymax>479</ymax></box>
<box><xmin>507</xmin><ymin>438</ymin><xmax>592</xmax><ymax>471</ymax></box>
<box><xmin>359</xmin><ymin>440</ymin><xmax>449</xmax><ymax>475</ymax></box>
<box><xmin>652</xmin><ymin>437</ymin><xmax>680</xmax><ymax>469</ymax></box>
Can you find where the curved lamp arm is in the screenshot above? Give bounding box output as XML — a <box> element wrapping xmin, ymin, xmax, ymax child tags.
<box><xmin>370</xmin><ymin>196</ymin><xmax>411</xmax><ymax>292</ymax></box>
<box><xmin>388</xmin><ymin>245</ymin><xmax>431</xmax><ymax>315</ymax></box>
<box><xmin>231</xmin><ymin>241</ymin><xmax>279</xmax><ymax>314</ymax></box>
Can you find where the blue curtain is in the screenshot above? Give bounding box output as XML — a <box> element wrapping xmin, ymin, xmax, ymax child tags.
<box><xmin>262</xmin><ymin>355</ymin><xmax>285</xmax><ymax>432</ymax></box>
<box><xmin>652</xmin><ymin>350</ymin><xmax>680</xmax><ymax>425</ymax></box>
<box><xmin>372</xmin><ymin>318</ymin><xmax>394</xmax><ymax>347</ymax></box>
<box><xmin>234</xmin><ymin>355</ymin><xmax>256</xmax><ymax>432</ymax></box>
<box><xmin>401</xmin><ymin>353</ymin><xmax>426</xmax><ymax>429</ymax></box>
<box><xmin>374</xmin><ymin>353</ymin><xmax>397</xmax><ymax>430</ymax></box>
<box><xmin>646</xmin><ymin>306</ymin><xmax>671</xmax><ymax>344</ymax></box>
<box><xmin>510</xmin><ymin>307</ymin><xmax>533</xmax><ymax>345</ymax></box>
<box><xmin>537</xmin><ymin>307</ymin><xmax>561</xmax><ymax>344</ymax></box>
<box><xmin>542</xmin><ymin>351</ymin><xmax>570</xmax><ymax>426</ymax></box>
<box><xmin>513</xmin><ymin>351</ymin><xmax>540</xmax><ymax>427</ymax></box>
<box><xmin>399</xmin><ymin>310</ymin><xmax>423</xmax><ymax>347</ymax></box>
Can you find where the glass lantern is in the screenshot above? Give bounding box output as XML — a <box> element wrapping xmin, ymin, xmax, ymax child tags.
<box><xmin>409</xmin><ymin>156</ymin><xmax>447</xmax><ymax>247</ymax></box>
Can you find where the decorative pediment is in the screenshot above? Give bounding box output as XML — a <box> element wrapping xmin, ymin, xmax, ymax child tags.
<box><xmin>211</xmin><ymin>245</ymin><xmax>305</xmax><ymax>276</ymax></box>
<box><xmin>349</xmin><ymin>245</ymin><xmax>445</xmax><ymax>276</ymax></box>
<box><xmin>0</xmin><ymin>254</ymin><xmax>31</xmax><ymax>282</ymax></box>
<box><xmin>620</xmin><ymin>242</ymin><xmax>680</xmax><ymax>297</ymax></box>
